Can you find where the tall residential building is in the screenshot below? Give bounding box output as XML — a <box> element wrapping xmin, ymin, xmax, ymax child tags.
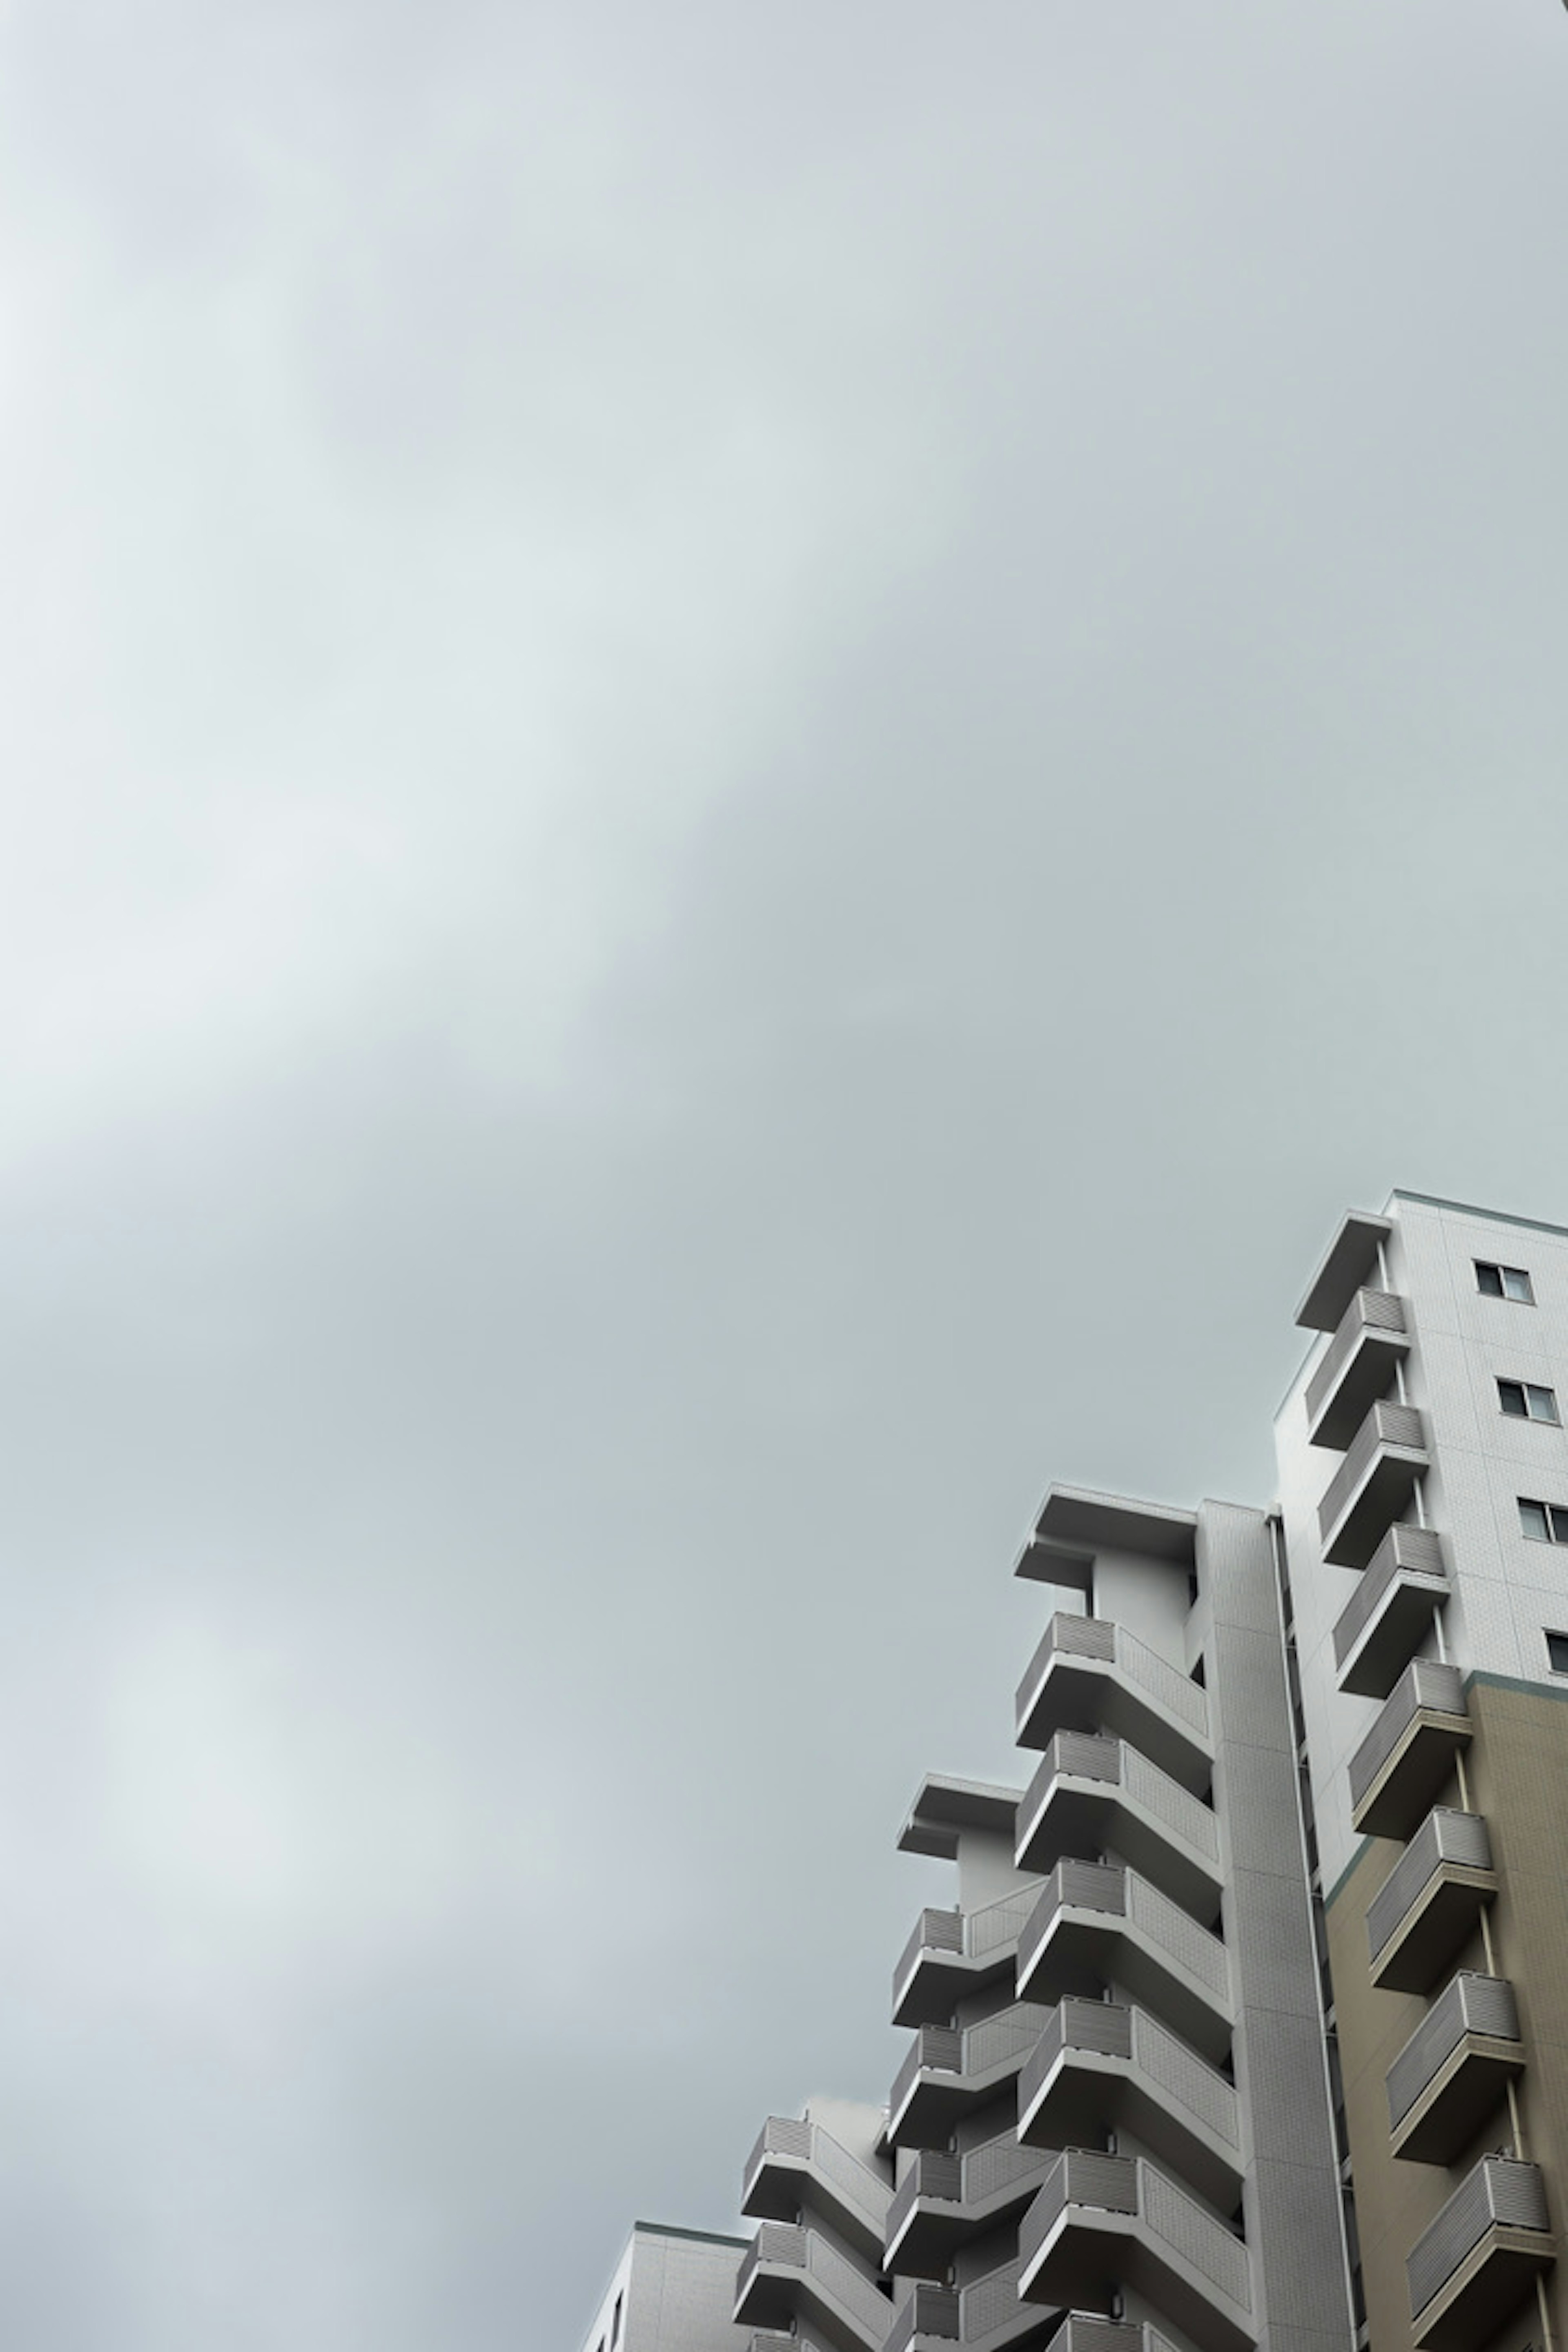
<box><xmin>575</xmin><ymin>1192</ymin><xmax>1568</xmax><ymax>2352</ymax></box>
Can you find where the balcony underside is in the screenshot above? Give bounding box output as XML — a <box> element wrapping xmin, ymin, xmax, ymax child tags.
<box><xmin>1015</xmin><ymin>1782</ymin><xmax>1223</xmax><ymax>1924</ymax></box>
<box><xmin>1370</xmin><ymin>1867</ymin><xmax>1497</xmax><ymax>1996</ymax></box>
<box><xmin>1016</xmin><ymin>1655</ymin><xmax>1211</xmax><ymax>1793</ymax></box>
<box><xmin>1352</xmin><ymin>1710</ymin><xmax>1472</xmax><ymax>1842</ymax></box>
<box><xmin>1392</xmin><ymin>2036</ymin><xmax>1528</xmax><ymax>2166</ymax></box>
<box><xmin>742</xmin><ymin>2155</ymin><xmax>886</xmax><ymax>2265</ymax></box>
<box><xmin>1308</xmin><ymin>1323</ymin><xmax>1409</xmax><ymax>1451</ymax></box>
<box><xmin>895</xmin><ymin>1945</ymin><xmax>1014</xmax><ymax>2029</ymax></box>
<box><xmin>1019</xmin><ymin>2206</ymin><xmax>1253</xmax><ymax>2352</ymax></box>
<box><xmin>1337</xmin><ymin>1570</ymin><xmax>1449</xmax><ymax>1698</ymax></box>
<box><xmin>1411</xmin><ymin>2227</ymin><xmax>1555</xmax><ymax>2352</ymax></box>
<box><xmin>1017</xmin><ymin>2046</ymin><xmax>1243</xmax><ymax>2211</ymax></box>
<box><xmin>1323</xmin><ymin>1452</ymin><xmax>1428</xmax><ymax>1568</ymax></box>
<box><xmin>887</xmin><ymin>2176</ymin><xmax>1050</xmax><ymax>2276</ymax></box>
<box><xmin>735</xmin><ymin>2261</ymin><xmax>890</xmax><ymax>2352</ymax></box>
<box><xmin>1018</xmin><ymin>1909</ymin><xmax>1231</xmax><ymax>2065</ymax></box>
<box><xmin>891</xmin><ymin>2068</ymin><xmax>996</xmax><ymax>2146</ymax></box>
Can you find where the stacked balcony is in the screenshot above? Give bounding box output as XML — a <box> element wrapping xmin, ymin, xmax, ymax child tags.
<box><xmin>894</xmin><ymin>1884</ymin><xmax>1041</xmax><ymax>2028</ymax></box>
<box><xmin>1016</xmin><ymin>1615</ymin><xmax>1211</xmax><ymax>1793</ymax></box>
<box><xmin>885</xmin><ymin>2134</ymin><xmax>1055</xmax><ymax>2275</ymax></box>
<box><xmin>1405</xmin><ymin>2155</ymin><xmax>1553</xmax><ymax>2351</ymax></box>
<box><xmin>1333</xmin><ymin>1523</ymin><xmax>1450</xmax><ymax>1699</ymax></box>
<box><xmin>1018</xmin><ymin>2152</ymin><xmax>1254</xmax><ymax>2352</ymax></box>
<box><xmin>1015</xmin><ymin>1733</ymin><xmax>1222</xmax><ymax>1922</ymax></box>
<box><xmin>1386</xmin><ymin>1972</ymin><xmax>1527</xmax><ymax>2165</ymax></box>
<box><xmin>1305</xmin><ymin>1285</ymin><xmax>1410</xmax><ymax>1449</ymax></box>
<box><xmin>888</xmin><ymin>2003</ymin><xmax>1049</xmax><ymax>2145</ymax></box>
<box><xmin>1348</xmin><ymin>1660</ymin><xmax>1470</xmax><ymax>1841</ymax></box>
<box><xmin>1017</xmin><ymin>1860</ymin><xmax>1232</xmax><ymax>2062</ymax></box>
<box><xmin>743</xmin><ymin>2116</ymin><xmax>891</xmax><ymax>2263</ymax></box>
<box><xmin>1318</xmin><ymin>1399</ymin><xmax>1429</xmax><ymax>1569</ymax></box>
<box><xmin>1018</xmin><ymin>1997</ymin><xmax>1243</xmax><ymax>2210</ymax></box>
<box><xmin>1367</xmin><ymin>1808</ymin><xmax>1497</xmax><ymax>1995</ymax></box>
<box><xmin>734</xmin><ymin>2220</ymin><xmax>895</xmax><ymax>2352</ymax></box>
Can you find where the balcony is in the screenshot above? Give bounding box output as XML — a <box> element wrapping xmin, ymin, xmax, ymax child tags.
<box><xmin>1319</xmin><ymin>1401</ymin><xmax>1429</xmax><ymax>1569</ymax></box>
<box><xmin>1368</xmin><ymin>1809</ymin><xmax>1497</xmax><ymax>1995</ymax></box>
<box><xmin>1042</xmin><ymin>2323</ymin><xmax>1187</xmax><ymax>2352</ymax></box>
<box><xmin>1406</xmin><ymin>2156</ymin><xmax>1553</xmax><ymax>2351</ymax></box>
<box><xmin>885</xmin><ymin>2135</ymin><xmax>1054</xmax><ymax>2276</ymax></box>
<box><xmin>1016</xmin><ymin>1861</ymin><xmax>1232</xmax><ymax>2064</ymax></box>
<box><xmin>1016</xmin><ymin>1733</ymin><xmax>1221</xmax><ymax>1922</ymax></box>
<box><xmin>734</xmin><ymin>2221</ymin><xmax>894</xmax><ymax>2352</ymax></box>
<box><xmin>893</xmin><ymin>1883</ymin><xmax>1041</xmax><ymax>2028</ymax></box>
<box><xmin>1017</xmin><ymin>1615</ymin><xmax>1212</xmax><ymax>1793</ymax></box>
<box><xmin>1018</xmin><ymin>1998</ymin><xmax>1243</xmax><ymax>2210</ymax></box>
<box><xmin>1334</xmin><ymin>1525</ymin><xmax>1450</xmax><ymax>1699</ymax></box>
<box><xmin>1305</xmin><ymin>1287</ymin><xmax>1410</xmax><ymax>1449</ymax></box>
<box><xmin>1348</xmin><ymin>1660</ymin><xmax>1471</xmax><ymax>1841</ymax></box>
<box><xmin>888</xmin><ymin>2004</ymin><xmax>1050</xmax><ymax>2146</ymax></box>
<box><xmin>883</xmin><ymin>2261</ymin><xmax>1060</xmax><ymax>2352</ymax></box>
<box><xmin>743</xmin><ymin>2116</ymin><xmax>891</xmax><ymax>2263</ymax></box>
<box><xmin>1018</xmin><ymin>2152</ymin><xmax>1254</xmax><ymax>2352</ymax></box>
<box><xmin>1387</xmin><ymin>1972</ymin><xmax>1526</xmax><ymax>2165</ymax></box>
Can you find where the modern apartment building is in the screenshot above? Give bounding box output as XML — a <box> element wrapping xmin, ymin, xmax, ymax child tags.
<box><xmin>575</xmin><ymin>1192</ymin><xmax>1568</xmax><ymax>2352</ymax></box>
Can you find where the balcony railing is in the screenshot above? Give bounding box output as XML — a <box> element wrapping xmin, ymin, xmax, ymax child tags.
<box><xmin>889</xmin><ymin>2026</ymin><xmax>962</xmax><ymax>2123</ymax></box>
<box><xmin>1368</xmin><ymin>1809</ymin><xmax>1496</xmax><ymax>1994</ymax></box>
<box><xmin>1333</xmin><ymin>1524</ymin><xmax>1450</xmax><ymax>1698</ymax></box>
<box><xmin>1305</xmin><ymin>1287</ymin><xmax>1409</xmax><ymax>1448</ymax></box>
<box><xmin>893</xmin><ymin>1884</ymin><xmax>1040</xmax><ymax>2026</ymax></box>
<box><xmin>1042</xmin><ymin>2324</ymin><xmax>1184</xmax><ymax>2352</ymax></box>
<box><xmin>1348</xmin><ymin>1659</ymin><xmax>1470</xmax><ymax>1840</ymax></box>
<box><xmin>744</xmin><ymin>2114</ymin><xmax>891</xmax><ymax>2252</ymax></box>
<box><xmin>1016</xmin><ymin>1615</ymin><xmax>1211</xmax><ymax>1789</ymax></box>
<box><xmin>1019</xmin><ymin>2153</ymin><xmax>1252</xmax><ymax>2352</ymax></box>
<box><xmin>887</xmin><ymin>2151</ymin><xmax>961</xmax><ymax>2251</ymax></box>
<box><xmin>1016</xmin><ymin>1732</ymin><xmax>1221</xmax><ymax>1916</ymax></box>
<box><xmin>886</xmin><ymin>2285</ymin><xmax>959</xmax><ymax>2352</ymax></box>
<box><xmin>1407</xmin><ymin>2156</ymin><xmax>1552</xmax><ymax>2348</ymax></box>
<box><xmin>1387</xmin><ymin>1972</ymin><xmax>1526</xmax><ymax>2164</ymax></box>
<box><xmin>735</xmin><ymin>2221</ymin><xmax>894</xmax><ymax>2351</ymax></box>
<box><xmin>1319</xmin><ymin>1400</ymin><xmax>1429</xmax><ymax>1568</ymax></box>
<box><xmin>1019</xmin><ymin>1998</ymin><xmax>1241</xmax><ymax>2201</ymax></box>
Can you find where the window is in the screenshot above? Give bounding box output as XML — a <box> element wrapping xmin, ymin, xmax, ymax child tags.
<box><xmin>1477</xmin><ymin>1260</ymin><xmax>1535</xmax><ymax>1303</ymax></box>
<box><xmin>1518</xmin><ymin>1497</ymin><xmax>1568</xmax><ymax>1543</ymax></box>
<box><xmin>1547</xmin><ymin>1632</ymin><xmax>1568</xmax><ymax>1675</ymax></box>
<box><xmin>1499</xmin><ymin>1379</ymin><xmax>1560</xmax><ymax>1423</ymax></box>
<box><xmin>611</xmin><ymin>2296</ymin><xmax>623</xmax><ymax>2351</ymax></box>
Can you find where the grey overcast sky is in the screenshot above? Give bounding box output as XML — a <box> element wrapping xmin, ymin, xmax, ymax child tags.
<box><xmin>2</xmin><ymin>0</ymin><xmax>1567</xmax><ymax>2344</ymax></box>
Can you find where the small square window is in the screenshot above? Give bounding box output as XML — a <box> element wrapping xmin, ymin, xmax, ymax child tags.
<box><xmin>1547</xmin><ymin>1631</ymin><xmax>1568</xmax><ymax>1675</ymax></box>
<box><xmin>1519</xmin><ymin>1497</ymin><xmax>1568</xmax><ymax>1542</ymax></box>
<box><xmin>1499</xmin><ymin>1379</ymin><xmax>1560</xmax><ymax>1423</ymax></box>
<box><xmin>1477</xmin><ymin>1260</ymin><xmax>1535</xmax><ymax>1303</ymax></box>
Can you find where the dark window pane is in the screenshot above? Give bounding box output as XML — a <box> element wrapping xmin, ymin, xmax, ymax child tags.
<box><xmin>1550</xmin><ymin>1507</ymin><xmax>1568</xmax><ymax>1545</ymax></box>
<box><xmin>1478</xmin><ymin>1262</ymin><xmax>1505</xmax><ymax>1296</ymax></box>
<box><xmin>1548</xmin><ymin>1631</ymin><xmax>1568</xmax><ymax>1675</ymax></box>
<box><xmin>1500</xmin><ymin>1382</ymin><xmax>1528</xmax><ymax>1417</ymax></box>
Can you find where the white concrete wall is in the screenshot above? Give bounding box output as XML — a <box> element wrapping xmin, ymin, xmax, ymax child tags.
<box><xmin>1091</xmin><ymin>1543</ymin><xmax>1191</xmax><ymax>1665</ymax></box>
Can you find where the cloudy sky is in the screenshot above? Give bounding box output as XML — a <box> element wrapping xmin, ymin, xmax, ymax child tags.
<box><xmin>2</xmin><ymin>0</ymin><xmax>1567</xmax><ymax>2344</ymax></box>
